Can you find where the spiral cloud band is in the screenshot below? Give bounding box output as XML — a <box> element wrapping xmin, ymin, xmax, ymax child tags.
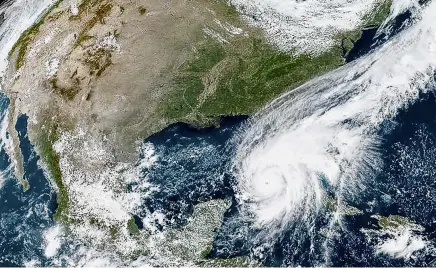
<box><xmin>233</xmin><ymin>0</ymin><xmax>436</xmax><ymax>237</ymax></box>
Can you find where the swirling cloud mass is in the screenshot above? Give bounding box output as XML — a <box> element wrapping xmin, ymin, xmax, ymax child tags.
<box><xmin>233</xmin><ymin>0</ymin><xmax>436</xmax><ymax>239</ymax></box>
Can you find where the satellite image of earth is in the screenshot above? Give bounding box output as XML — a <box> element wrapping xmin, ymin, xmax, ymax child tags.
<box><xmin>0</xmin><ymin>0</ymin><xmax>434</xmax><ymax>266</ymax></box>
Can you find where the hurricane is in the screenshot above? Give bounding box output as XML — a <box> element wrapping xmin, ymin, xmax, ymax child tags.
<box><xmin>0</xmin><ymin>0</ymin><xmax>434</xmax><ymax>266</ymax></box>
<box><xmin>232</xmin><ymin>0</ymin><xmax>435</xmax><ymax>254</ymax></box>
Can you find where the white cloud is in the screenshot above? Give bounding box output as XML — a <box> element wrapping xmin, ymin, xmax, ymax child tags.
<box><xmin>376</xmin><ymin>229</ymin><xmax>426</xmax><ymax>259</ymax></box>
<box><xmin>44</xmin><ymin>225</ymin><xmax>62</xmax><ymax>258</ymax></box>
<box><xmin>229</xmin><ymin>0</ymin><xmax>380</xmax><ymax>54</ymax></box>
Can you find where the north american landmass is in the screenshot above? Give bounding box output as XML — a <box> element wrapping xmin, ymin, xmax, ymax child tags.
<box><xmin>2</xmin><ymin>0</ymin><xmax>395</xmax><ymax>265</ymax></box>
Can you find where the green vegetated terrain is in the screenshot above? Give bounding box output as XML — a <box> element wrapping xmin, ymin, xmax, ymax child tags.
<box><xmin>8</xmin><ymin>0</ymin><xmax>393</xmax><ymax>231</ymax></box>
<box><xmin>72</xmin><ymin>1</ymin><xmax>114</xmax><ymax>47</ymax></box>
<box><xmin>9</xmin><ymin>0</ymin><xmax>114</xmax><ymax>71</ymax></box>
<box><xmin>198</xmin><ymin>257</ymin><xmax>257</xmax><ymax>267</ymax></box>
<box><xmin>201</xmin><ymin>41</ymin><xmax>343</xmax><ymax>116</ymax></box>
<box><xmin>36</xmin><ymin>121</ymin><xmax>69</xmax><ymax>222</ymax></box>
<box><xmin>5</xmin><ymin>0</ymin><xmax>394</xmax><ymax>264</ymax></box>
<box><xmin>8</xmin><ymin>0</ymin><xmax>114</xmax><ymax>222</ymax></box>
<box><xmin>8</xmin><ymin>0</ymin><xmax>63</xmax><ymax>70</ymax></box>
<box><xmin>376</xmin><ymin>215</ymin><xmax>415</xmax><ymax>229</ymax></box>
<box><xmin>163</xmin><ymin>0</ymin><xmax>393</xmax><ymax>123</ymax></box>
<box><xmin>164</xmin><ymin>32</ymin><xmax>344</xmax><ymax>121</ymax></box>
<box><xmin>127</xmin><ymin>217</ymin><xmax>140</xmax><ymax>236</ymax></box>
<box><xmin>364</xmin><ymin>0</ymin><xmax>393</xmax><ymax>26</ymax></box>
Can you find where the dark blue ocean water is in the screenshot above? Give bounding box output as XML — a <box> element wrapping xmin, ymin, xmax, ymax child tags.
<box><xmin>135</xmin><ymin>94</ymin><xmax>435</xmax><ymax>266</ymax></box>
<box><xmin>346</xmin><ymin>9</ymin><xmax>412</xmax><ymax>63</ymax></box>
<box><xmin>137</xmin><ymin>116</ymin><xmax>248</xmax><ymax>227</ymax></box>
<box><xmin>325</xmin><ymin>92</ymin><xmax>436</xmax><ymax>267</ymax></box>
<box><xmin>0</xmin><ymin>97</ymin><xmax>56</xmax><ymax>266</ymax></box>
<box><xmin>0</xmin><ymin>3</ymin><xmax>434</xmax><ymax>265</ymax></box>
<box><xmin>0</xmin><ymin>90</ymin><xmax>434</xmax><ymax>266</ymax></box>
<box><xmin>206</xmin><ymin>96</ymin><xmax>435</xmax><ymax>267</ymax></box>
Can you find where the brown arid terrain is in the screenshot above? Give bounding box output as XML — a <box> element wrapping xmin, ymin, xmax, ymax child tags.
<box><xmin>2</xmin><ymin>0</ymin><xmax>392</xmax><ymax>264</ymax></box>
